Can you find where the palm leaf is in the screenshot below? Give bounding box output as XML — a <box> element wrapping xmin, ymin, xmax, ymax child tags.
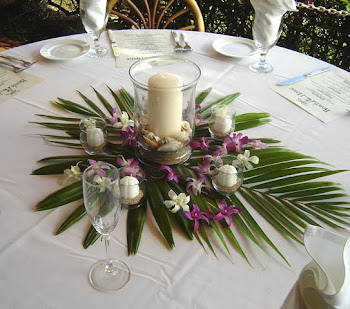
<box><xmin>30</xmin><ymin>86</ymin><xmax>349</xmax><ymax>264</ymax></box>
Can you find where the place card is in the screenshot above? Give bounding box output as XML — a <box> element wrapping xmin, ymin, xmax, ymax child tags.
<box><xmin>0</xmin><ymin>68</ymin><xmax>43</xmax><ymax>104</ymax></box>
<box><xmin>113</xmin><ymin>30</ymin><xmax>177</xmax><ymax>68</ymax></box>
<box><xmin>270</xmin><ymin>67</ymin><xmax>350</xmax><ymax>122</ymax></box>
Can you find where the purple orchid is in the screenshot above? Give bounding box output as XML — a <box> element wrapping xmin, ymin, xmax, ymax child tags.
<box><xmin>186</xmin><ymin>176</ymin><xmax>211</xmax><ymax>195</ymax></box>
<box><xmin>223</xmin><ymin>133</ymin><xmax>249</xmax><ymax>153</ymax></box>
<box><xmin>213</xmin><ymin>143</ymin><xmax>229</xmax><ymax>157</ymax></box>
<box><xmin>159</xmin><ymin>165</ymin><xmax>180</xmax><ymax>183</ymax></box>
<box><xmin>246</xmin><ymin>139</ymin><xmax>269</xmax><ymax>150</ymax></box>
<box><xmin>193</xmin><ymin>156</ymin><xmax>213</xmax><ymax>176</ymax></box>
<box><xmin>189</xmin><ymin>137</ymin><xmax>212</xmax><ymax>151</ymax></box>
<box><xmin>120</xmin><ymin>126</ymin><xmax>137</xmax><ymax>147</ymax></box>
<box><xmin>116</xmin><ymin>156</ymin><xmax>144</xmax><ymax>180</ymax></box>
<box><xmin>213</xmin><ymin>199</ymin><xmax>241</xmax><ymax>227</ymax></box>
<box><xmin>184</xmin><ymin>204</ymin><xmax>212</xmax><ymax>232</ymax></box>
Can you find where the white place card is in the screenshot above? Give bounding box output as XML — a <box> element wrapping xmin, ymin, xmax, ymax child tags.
<box><xmin>113</xmin><ymin>30</ymin><xmax>177</xmax><ymax>68</ymax></box>
<box><xmin>271</xmin><ymin>67</ymin><xmax>350</xmax><ymax>122</ymax></box>
<box><xmin>0</xmin><ymin>68</ymin><xmax>43</xmax><ymax>104</ymax></box>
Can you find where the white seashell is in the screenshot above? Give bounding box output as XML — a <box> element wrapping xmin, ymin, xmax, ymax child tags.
<box><xmin>158</xmin><ymin>141</ymin><xmax>182</xmax><ymax>152</ymax></box>
<box><xmin>146</xmin><ymin>132</ymin><xmax>161</xmax><ymax>143</ymax></box>
<box><xmin>181</xmin><ymin>121</ymin><xmax>191</xmax><ymax>132</ymax></box>
<box><xmin>163</xmin><ymin>137</ymin><xmax>176</xmax><ymax>144</ymax></box>
<box><xmin>176</xmin><ymin>131</ymin><xmax>189</xmax><ymax>142</ymax></box>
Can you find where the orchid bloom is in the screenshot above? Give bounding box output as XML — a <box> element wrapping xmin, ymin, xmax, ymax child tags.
<box><xmin>237</xmin><ymin>150</ymin><xmax>259</xmax><ymax>170</ymax></box>
<box><xmin>159</xmin><ymin>165</ymin><xmax>180</xmax><ymax>183</ymax></box>
<box><xmin>213</xmin><ymin>199</ymin><xmax>241</xmax><ymax>226</ymax></box>
<box><xmin>93</xmin><ymin>169</ymin><xmax>112</xmax><ymax>192</ymax></box>
<box><xmin>193</xmin><ymin>156</ymin><xmax>213</xmax><ymax>176</ymax></box>
<box><xmin>213</xmin><ymin>143</ymin><xmax>228</xmax><ymax>157</ymax></box>
<box><xmin>116</xmin><ymin>156</ymin><xmax>144</xmax><ymax>180</ymax></box>
<box><xmin>195</xmin><ymin>104</ymin><xmax>203</xmax><ymax>125</ymax></box>
<box><xmin>62</xmin><ymin>162</ymin><xmax>82</xmax><ymax>185</ymax></box>
<box><xmin>190</xmin><ymin>137</ymin><xmax>212</xmax><ymax>151</ymax></box>
<box><xmin>186</xmin><ymin>176</ymin><xmax>210</xmax><ymax>195</ymax></box>
<box><xmin>120</xmin><ymin>126</ymin><xmax>137</xmax><ymax>147</ymax></box>
<box><xmin>111</xmin><ymin>109</ymin><xmax>134</xmax><ymax>130</ymax></box>
<box><xmin>164</xmin><ymin>190</ymin><xmax>190</xmax><ymax>213</ymax></box>
<box><xmin>224</xmin><ymin>133</ymin><xmax>249</xmax><ymax>153</ymax></box>
<box><xmin>245</xmin><ymin>139</ymin><xmax>269</xmax><ymax>150</ymax></box>
<box><xmin>184</xmin><ymin>204</ymin><xmax>211</xmax><ymax>232</ymax></box>
<box><xmin>88</xmin><ymin>159</ymin><xmax>111</xmax><ymax>171</ymax></box>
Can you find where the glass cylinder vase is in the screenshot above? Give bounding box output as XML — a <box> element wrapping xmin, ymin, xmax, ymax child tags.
<box><xmin>129</xmin><ymin>56</ymin><xmax>201</xmax><ymax>166</ymax></box>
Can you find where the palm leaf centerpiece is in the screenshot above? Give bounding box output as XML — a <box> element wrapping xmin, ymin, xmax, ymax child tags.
<box><xmin>32</xmin><ymin>86</ymin><xmax>349</xmax><ymax>263</ymax></box>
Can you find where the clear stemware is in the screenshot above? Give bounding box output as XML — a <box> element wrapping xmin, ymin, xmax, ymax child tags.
<box><xmin>249</xmin><ymin>14</ymin><xmax>283</xmax><ymax>74</ymax></box>
<box><xmin>83</xmin><ymin>162</ymin><xmax>130</xmax><ymax>292</ymax></box>
<box><xmin>80</xmin><ymin>0</ymin><xmax>109</xmax><ymax>58</ymax></box>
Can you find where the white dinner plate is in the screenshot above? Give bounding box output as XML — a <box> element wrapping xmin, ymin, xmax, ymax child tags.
<box><xmin>212</xmin><ymin>37</ymin><xmax>257</xmax><ymax>58</ymax></box>
<box><xmin>40</xmin><ymin>39</ymin><xmax>90</xmax><ymax>60</ymax></box>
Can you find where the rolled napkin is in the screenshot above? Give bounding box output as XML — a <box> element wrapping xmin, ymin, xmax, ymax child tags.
<box><xmin>282</xmin><ymin>225</ymin><xmax>350</xmax><ymax>309</ymax></box>
<box><xmin>250</xmin><ymin>0</ymin><xmax>297</xmax><ymax>48</ymax></box>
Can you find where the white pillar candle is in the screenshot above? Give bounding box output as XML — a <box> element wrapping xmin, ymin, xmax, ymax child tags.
<box><xmin>120</xmin><ymin>176</ymin><xmax>140</xmax><ymax>199</ymax></box>
<box><xmin>217</xmin><ymin>165</ymin><xmax>238</xmax><ymax>187</ymax></box>
<box><xmin>86</xmin><ymin>127</ymin><xmax>104</xmax><ymax>147</ymax></box>
<box><xmin>148</xmin><ymin>72</ymin><xmax>183</xmax><ymax>138</ymax></box>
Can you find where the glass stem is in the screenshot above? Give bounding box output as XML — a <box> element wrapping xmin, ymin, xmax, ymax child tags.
<box><xmin>103</xmin><ymin>234</ymin><xmax>117</xmax><ymax>274</ymax></box>
<box><xmin>93</xmin><ymin>37</ymin><xmax>102</xmax><ymax>54</ymax></box>
<box><xmin>258</xmin><ymin>51</ymin><xmax>267</xmax><ymax>67</ymax></box>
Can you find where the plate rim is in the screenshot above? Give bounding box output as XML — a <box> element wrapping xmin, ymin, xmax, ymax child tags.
<box><xmin>40</xmin><ymin>39</ymin><xmax>90</xmax><ymax>60</ymax></box>
<box><xmin>212</xmin><ymin>37</ymin><xmax>258</xmax><ymax>58</ymax></box>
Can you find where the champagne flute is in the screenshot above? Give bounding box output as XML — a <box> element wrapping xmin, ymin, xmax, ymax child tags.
<box><xmin>83</xmin><ymin>162</ymin><xmax>130</xmax><ymax>291</ymax></box>
<box><xmin>80</xmin><ymin>0</ymin><xmax>109</xmax><ymax>58</ymax></box>
<box><xmin>249</xmin><ymin>13</ymin><xmax>283</xmax><ymax>73</ymax></box>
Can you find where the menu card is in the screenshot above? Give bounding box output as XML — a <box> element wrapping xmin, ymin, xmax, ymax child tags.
<box><xmin>113</xmin><ymin>30</ymin><xmax>177</xmax><ymax>68</ymax></box>
<box><xmin>0</xmin><ymin>68</ymin><xmax>43</xmax><ymax>104</ymax></box>
<box><xmin>270</xmin><ymin>67</ymin><xmax>350</xmax><ymax>122</ymax></box>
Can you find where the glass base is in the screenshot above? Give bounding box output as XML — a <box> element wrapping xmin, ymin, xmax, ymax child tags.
<box><xmin>249</xmin><ymin>62</ymin><xmax>273</xmax><ymax>73</ymax></box>
<box><xmin>86</xmin><ymin>47</ymin><xmax>108</xmax><ymax>58</ymax></box>
<box><xmin>88</xmin><ymin>259</ymin><xmax>130</xmax><ymax>292</ymax></box>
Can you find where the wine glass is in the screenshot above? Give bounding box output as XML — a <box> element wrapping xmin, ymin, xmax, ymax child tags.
<box><xmin>83</xmin><ymin>162</ymin><xmax>130</xmax><ymax>291</ymax></box>
<box><xmin>80</xmin><ymin>0</ymin><xmax>109</xmax><ymax>58</ymax></box>
<box><xmin>249</xmin><ymin>13</ymin><xmax>283</xmax><ymax>73</ymax></box>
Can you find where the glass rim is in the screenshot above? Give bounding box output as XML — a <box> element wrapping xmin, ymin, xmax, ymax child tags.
<box><xmin>83</xmin><ymin>163</ymin><xmax>119</xmax><ymax>187</ymax></box>
<box><xmin>129</xmin><ymin>55</ymin><xmax>201</xmax><ymax>91</ymax></box>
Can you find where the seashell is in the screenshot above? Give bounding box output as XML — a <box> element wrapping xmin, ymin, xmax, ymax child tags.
<box><xmin>163</xmin><ymin>137</ymin><xmax>176</xmax><ymax>144</ymax></box>
<box><xmin>176</xmin><ymin>131</ymin><xmax>189</xmax><ymax>142</ymax></box>
<box><xmin>158</xmin><ymin>141</ymin><xmax>182</xmax><ymax>152</ymax></box>
<box><xmin>146</xmin><ymin>132</ymin><xmax>161</xmax><ymax>143</ymax></box>
<box><xmin>143</xmin><ymin>136</ymin><xmax>159</xmax><ymax>148</ymax></box>
<box><xmin>139</xmin><ymin>115</ymin><xmax>149</xmax><ymax>126</ymax></box>
<box><xmin>181</xmin><ymin>121</ymin><xmax>192</xmax><ymax>133</ymax></box>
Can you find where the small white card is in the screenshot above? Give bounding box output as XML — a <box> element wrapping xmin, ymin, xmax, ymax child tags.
<box><xmin>271</xmin><ymin>68</ymin><xmax>350</xmax><ymax>122</ymax></box>
<box><xmin>113</xmin><ymin>30</ymin><xmax>177</xmax><ymax>68</ymax></box>
<box><xmin>0</xmin><ymin>68</ymin><xmax>43</xmax><ymax>104</ymax></box>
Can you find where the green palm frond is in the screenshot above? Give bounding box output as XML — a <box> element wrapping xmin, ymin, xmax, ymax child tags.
<box><xmin>31</xmin><ymin>86</ymin><xmax>349</xmax><ymax>264</ymax></box>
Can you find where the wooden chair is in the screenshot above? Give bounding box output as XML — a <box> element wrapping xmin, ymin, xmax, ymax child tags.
<box><xmin>107</xmin><ymin>0</ymin><xmax>204</xmax><ymax>31</ymax></box>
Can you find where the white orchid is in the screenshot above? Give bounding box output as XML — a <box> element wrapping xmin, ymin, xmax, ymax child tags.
<box><xmin>112</xmin><ymin>111</ymin><xmax>134</xmax><ymax>130</ymax></box>
<box><xmin>237</xmin><ymin>150</ymin><xmax>259</xmax><ymax>170</ymax></box>
<box><xmin>93</xmin><ymin>174</ymin><xmax>112</xmax><ymax>192</ymax></box>
<box><xmin>61</xmin><ymin>162</ymin><xmax>82</xmax><ymax>186</ymax></box>
<box><xmin>164</xmin><ymin>190</ymin><xmax>190</xmax><ymax>213</ymax></box>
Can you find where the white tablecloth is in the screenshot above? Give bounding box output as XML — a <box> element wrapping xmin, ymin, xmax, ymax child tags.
<box><xmin>0</xmin><ymin>30</ymin><xmax>349</xmax><ymax>309</ymax></box>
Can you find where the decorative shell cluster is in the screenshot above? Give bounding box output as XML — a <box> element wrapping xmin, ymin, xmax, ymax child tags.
<box><xmin>139</xmin><ymin>117</ymin><xmax>192</xmax><ymax>152</ymax></box>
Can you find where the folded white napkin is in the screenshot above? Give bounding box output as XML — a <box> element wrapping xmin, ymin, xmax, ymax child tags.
<box><xmin>250</xmin><ymin>0</ymin><xmax>297</xmax><ymax>48</ymax></box>
<box><xmin>82</xmin><ymin>0</ymin><xmax>107</xmax><ymax>33</ymax></box>
<box><xmin>282</xmin><ymin>225</ymin><xmax>350</xmax><ymax>309</ymax></box>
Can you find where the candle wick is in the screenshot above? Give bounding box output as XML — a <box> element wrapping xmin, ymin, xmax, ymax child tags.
<box><xmin>158</xmin><ymin>72</ymin><xmax>166</xmax><ymax>79</ymax></box>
